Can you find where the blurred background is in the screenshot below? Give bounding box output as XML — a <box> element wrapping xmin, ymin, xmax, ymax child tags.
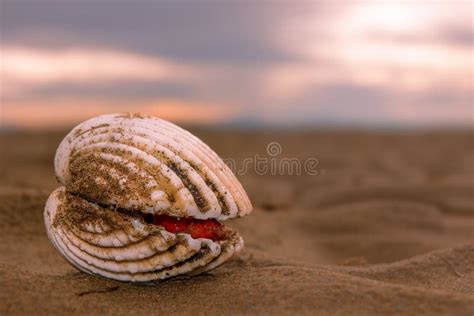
<box><xmin>1</xmin><ymin>4</ymin><xmax>474</xmax><ymax>309</ymax></box>
<box><xmin>1</xmin><ymin>0</ymin><xmax>472</xmax><ymax>130</ymax></box>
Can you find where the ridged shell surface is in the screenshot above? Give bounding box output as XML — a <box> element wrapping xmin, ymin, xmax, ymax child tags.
<box><xmin>55</xmin><ymin>113</ymin><xmax>252</xmax><ymax>220</ymax></box>
<box><xmin>44</xmin><ymin>113</ymin><xmax>251</xmax><ymax>282</ymax></box>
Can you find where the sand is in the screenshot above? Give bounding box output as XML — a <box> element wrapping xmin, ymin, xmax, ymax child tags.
<box><xmin>1</xmin><ymin>130</ymin><xmax>473</xmax><ymax>315</ymax></box>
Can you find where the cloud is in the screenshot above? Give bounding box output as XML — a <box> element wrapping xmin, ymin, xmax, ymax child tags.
<box><xmin>260</xmin><ymin>0</ymin><xmax>472</xmax><ymax>116</ymax></box>
<box><xmin>1</xmin><ymin>1</ymin><xmax>472</xmax><ymax>129</ymax></box>
<box><xmin>2</xmin><ymin>98</ymin><xmax>236</xmax><ymax>128</ymax></box>
<box><xmin>255</xmin><ymin>82</ymin><xmax>473</xmax><ymax>127</ymax></box>
<box><xmin>1</xmin><ymin>1</ymin><xmax>302</xmax><ymax>63</ymax></box>
<box><xmin>1</xmin><ymin>46</ymin><xmax>191</xmax><ymax>96</ymax></box>
<box><xmin>4</xmin><ymin>80</ymin><xmax>197</xmax><ymax>102</ymax></box>
<box><xmin>367</xmin><ymin>27</ymin><xmax>473</xmax><ymax>48</ymax></box>
<box><xmin>0</xmin><ymin>44</ymin><xmax>268</xmax><ymax>114</ymax></box>
<box><xmin>261</xmin><ymin>83</ymin><xmax>393</xmax><ymax>125</ymax></box>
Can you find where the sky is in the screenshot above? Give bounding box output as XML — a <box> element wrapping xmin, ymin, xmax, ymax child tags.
<box><xmin>1</xmin><ymin>1</ymin><xmax>473</xmax><ymax>129</ymax></box>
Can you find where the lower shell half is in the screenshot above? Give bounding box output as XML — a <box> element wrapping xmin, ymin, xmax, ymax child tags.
<box><xmin>44</xmin><ymin>187</ymin><xmax>244</xmax><ymax>282</ymax></box>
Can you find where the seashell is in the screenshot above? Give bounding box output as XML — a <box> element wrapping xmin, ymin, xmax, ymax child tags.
<box><xmin>44</xmin><ymin>113</ymin><xmax>252</xmax><ymax>282</ymax></box>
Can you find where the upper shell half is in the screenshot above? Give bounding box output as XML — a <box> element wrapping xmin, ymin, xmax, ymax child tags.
<box><xmin>54</xmin><ymin>113</ymin><xmax>252</xmax><ymax>220</ymax></box>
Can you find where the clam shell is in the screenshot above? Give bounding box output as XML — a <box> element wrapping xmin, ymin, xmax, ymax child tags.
<box><xmin>44</xmin><ymin>113</ymin><xmax>251</xmax><ymax>282</ymax></box>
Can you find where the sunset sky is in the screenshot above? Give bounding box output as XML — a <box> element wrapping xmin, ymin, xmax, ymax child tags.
<box><xmin>1</xmin><ymin>1</ymin><xmax>472</xmax><ymax>129</ymax></box>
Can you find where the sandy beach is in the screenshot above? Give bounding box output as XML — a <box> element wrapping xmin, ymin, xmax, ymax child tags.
<box><xmin>1</xmin><ymin>130</ymin><xmax>473</xmax><ymax>315</ymax></box>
